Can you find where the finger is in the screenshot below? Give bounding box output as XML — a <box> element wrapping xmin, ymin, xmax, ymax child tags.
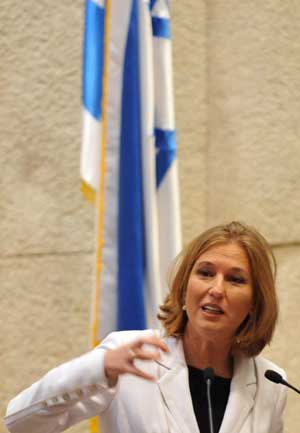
<box><xmin>127</xmin><ymin>348</ymin><xmax>139</xmax><ymax>363</ymax></box>
<box><xmin>126</xmin><ymin>364</ymin><xmax>156</xmax><ymax>381</ymax></box>
<box><xmin>132</xmin><ymin>336</ymin><xmax>169</xmax><ymax>353</ymax></box>
<box><xmin>132</xmin><ymin>348</ymin><xmax>162</xmax><ymax>361</ymax></box>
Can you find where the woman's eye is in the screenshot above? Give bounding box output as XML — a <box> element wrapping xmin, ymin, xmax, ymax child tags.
<box><xmin>229</xmin><ymin>275</ymin><xmax>246</xmax><ymax>285</ymax></box>
<box><xmin>197</xmin><ymin>269</ymin><xmax>214</xmax><ymax>278</ymax></box>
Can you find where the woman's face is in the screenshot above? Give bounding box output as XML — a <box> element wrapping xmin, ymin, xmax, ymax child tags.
<box><xmin>184</xmin><ymin>242</ymin><xmax>253</xmax><ymax>344</ymax></box>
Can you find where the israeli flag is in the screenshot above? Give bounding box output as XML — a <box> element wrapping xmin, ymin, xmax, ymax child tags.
<box><xmin>81</xmin><ymin>0</ymin><xmax>181</xmax><ymax>345</ymax></box>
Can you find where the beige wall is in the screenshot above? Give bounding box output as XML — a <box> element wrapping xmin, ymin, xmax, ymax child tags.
<box><xmin>1</xmin><ymin>1</ymin><xmax>300</xmax><ymax>433</ymax></box>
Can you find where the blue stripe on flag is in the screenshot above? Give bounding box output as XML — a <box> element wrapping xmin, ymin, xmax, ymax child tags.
<box><xmin>152</xmin><ymin>17</ymin><xmax>171</xmax><ymax>39</ymax></box>
<box><xmin>155</xmin><ymin>128</ymin><xmax>177</xmax><ymax>186</ymax></box>
<box><xmin>150</xmin><ymin>0</ymin><xmax>157</xmax><ymax>9</ymax></box>
<box><xmin>117</xmin><ymin>0</ymin><xmax>146</xmax><ymax>330</ymax></box>
<box><xmin>82</xmin><ymin>0</ymin><xmax>105</xmax><ymax>120</ymax></box>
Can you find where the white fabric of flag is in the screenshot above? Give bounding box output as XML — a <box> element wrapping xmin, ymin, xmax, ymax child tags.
<box><xmin>81</xmin><ymin>0</ymin><xmax>181</xmax><ymax>345</ymax></box>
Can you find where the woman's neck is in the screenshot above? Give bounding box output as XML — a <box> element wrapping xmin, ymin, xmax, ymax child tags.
<box><xmin>182</xmin><ymin>327</ymin><xmax>233</xmax><ymax>378</ymax></box>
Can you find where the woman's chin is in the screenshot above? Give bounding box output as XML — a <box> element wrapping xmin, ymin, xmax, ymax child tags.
<box><xmin>186</xmin><ymin>317</ymin><xmax>233</xmax><ymax>343</ymax></box>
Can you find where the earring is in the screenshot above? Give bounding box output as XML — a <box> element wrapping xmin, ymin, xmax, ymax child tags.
<box><xmin>182</xmin><ymin>304</ymin><xmax>186</xmax><ymax>311</ymax></box>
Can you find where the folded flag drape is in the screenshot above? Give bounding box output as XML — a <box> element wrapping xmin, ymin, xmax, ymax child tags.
<box><xmin>81</xmin><ymin>0</ymin><xmax>181</xmax><ymax>416</ymax></box>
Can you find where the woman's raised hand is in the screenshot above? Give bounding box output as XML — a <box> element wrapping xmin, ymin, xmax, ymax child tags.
<box><xmin>104</xmin><ymin>335</ymin><xmax>169</xmax><ymax>384</ymax></box>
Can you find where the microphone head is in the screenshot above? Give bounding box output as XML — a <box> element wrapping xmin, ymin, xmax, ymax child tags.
<box><xmin>265</xmin><ymin>369</ymin><xmax>283</xmax><ymax>384</ymax></box>
<box><xmin>203</xmin><ymin>367</ymin><xmax>215</xmax><ymax>382</ymax></box>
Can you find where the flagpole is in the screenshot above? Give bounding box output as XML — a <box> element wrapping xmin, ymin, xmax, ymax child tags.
<box><xmin>91</xmin><ymin>0</ymin><xmax>111</xmax><ymax>350</ymax></box>
<box><xmin>90</xmin><ymin>1</ymin><xmax>111</xmax><ymax>432</ymax></box>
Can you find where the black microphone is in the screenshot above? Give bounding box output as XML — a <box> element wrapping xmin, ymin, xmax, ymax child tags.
<box><xmin>265</xmin><ymin>369</ymin><xmax>300</xmax><ymax>395</ymax></box>
<box><xmin>203</xmin><ymin>368</ymin><xmax>215</xmax><ymax>433</ymax></box>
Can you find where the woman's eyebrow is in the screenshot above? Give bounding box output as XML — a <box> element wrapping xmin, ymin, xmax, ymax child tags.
<box><xmin>195</xmin><ymin>261</ymin><xmax>214</xmax><ymax>267</ymax></box>
<box><xmin>228</xmin><ymin>267</ymin><xmax>251</xmax><ymax>280</ymax></box>
<box><xmin>195</xmin><ymin>262</ymin><xmax>249</xmax><ymax>275</ymax></box>
<box><xmin>230</xmin><ymin>266</ymin><xmax>248</xmax><ymax>274</ymax></box>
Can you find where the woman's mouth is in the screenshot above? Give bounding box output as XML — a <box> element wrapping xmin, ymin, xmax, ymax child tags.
<box><xmin>201</xmin><ymin>304</ymin><xmax>224</xmax><ymax>315</ymax></box>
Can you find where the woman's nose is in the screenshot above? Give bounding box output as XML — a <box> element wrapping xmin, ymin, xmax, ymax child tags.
<box><xmin>208</xmin><ymin>277</ymin><xmax>225</xmax><ymax>297</ymax></box>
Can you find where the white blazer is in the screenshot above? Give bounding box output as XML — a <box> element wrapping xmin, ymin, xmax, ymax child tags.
<box><xmin>4</xmin><ymin>329</ymin><xmax>287</xmax><ymax>433</ymax></box>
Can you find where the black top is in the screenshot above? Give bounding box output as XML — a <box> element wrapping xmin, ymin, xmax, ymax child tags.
<box><xmin>188</xmin><ymin>365</ymin><xmax>231</xmax><ymax>433</ymax></box>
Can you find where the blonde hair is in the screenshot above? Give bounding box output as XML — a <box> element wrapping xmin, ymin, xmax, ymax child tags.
<box><xmin>158</xmin><ymin>221</ymin><xmax>278</xmax><ymax>357</ymax></box>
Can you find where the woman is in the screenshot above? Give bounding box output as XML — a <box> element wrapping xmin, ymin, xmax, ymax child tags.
<box><xmin>5</xmin><ymin>221</ymin><xmax>287</xmax><ymax>433</ymax></box>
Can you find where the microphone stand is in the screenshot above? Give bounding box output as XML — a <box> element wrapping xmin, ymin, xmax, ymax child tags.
<box><xmin>203</xmin><ymin>368</ymin><xmax>215</xmax><ymax>433</ymax></box>
<box><xmin>284</xmin><ymin>382</ymin><xmax>300</xmax><ymax>395</ymax></box>
<box><xmin>265</xmin><ymin>369</ymin><xmax>300</xmax><ymax>395</ymax></box>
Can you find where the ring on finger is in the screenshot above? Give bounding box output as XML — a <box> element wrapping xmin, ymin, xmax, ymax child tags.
<box><xmin>128</xmin><ymin>349</ymin><xmax>137</xmax><ymax>360</ymax></box>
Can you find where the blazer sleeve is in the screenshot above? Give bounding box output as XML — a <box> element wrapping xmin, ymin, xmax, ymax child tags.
<box><xmin>4</xmin><ymin>333</ymin><xmax>123</xmax><ymax>433</ymax></box>
<box><xmin>255</xmin><ymin>356</ymin><xmax>288</xmax><ymax>433</ymax></box>
<box><xmin>269</xmin><ymin>369</ymin><xmax>288</xmax><ymax>433</ymax></box>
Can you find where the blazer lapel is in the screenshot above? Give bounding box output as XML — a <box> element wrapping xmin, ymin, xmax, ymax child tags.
<box><xmin>157</xmin><ymin>337</ymin><xmax>200</xmax><ymax>433</ymax></box>
<box><xmin>219</xmin><ymin>355</ymin><xmax>257</xmax><ymax>433</ymax></box>
<box><xmin>157</xmin><ymin>337</ymin><xmax>257</xmax><ymax>433</ymax></box>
